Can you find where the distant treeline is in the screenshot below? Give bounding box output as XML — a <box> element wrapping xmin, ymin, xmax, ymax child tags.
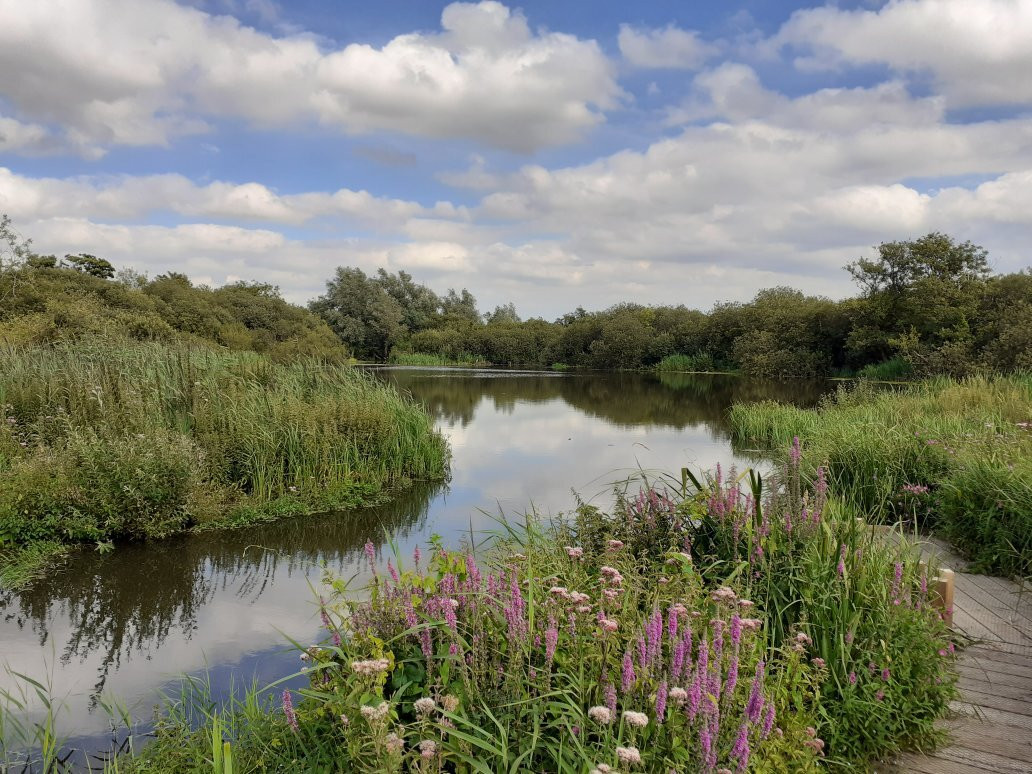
<box><xmin>2</xmin><ymin>216</ymin><xmax>1029</xmax><ymax>377</ymax></box>
<box><xmin>0</xmin><ymin>216</ymin><xmax>345</xmax><ymax>361</ymax></box>
<box><xmin>310</xmin><ymin>232</ymin><xmax>1031</xmax><ymax>377</ymax></box>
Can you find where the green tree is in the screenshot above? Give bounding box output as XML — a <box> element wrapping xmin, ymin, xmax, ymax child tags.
<box><xmin>846</xmin><ymin>233</ymin><xmax>991</xmax><ymax>370</ymax></box>
<box><xmin>64</xmin><ymin>253</ymin><xmax>115</xmax><ymax>279</ymax></box>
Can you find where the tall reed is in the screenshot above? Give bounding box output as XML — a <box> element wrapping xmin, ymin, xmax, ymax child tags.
<box><xmin>0</xmin><ymin>337</ymin><xmax>448</xmax><ymax>572</ymax></box>
<box><xmin>728</xmin><ymin>375</ymin><xmax>1032</xmax><ymax>576</ymax></box>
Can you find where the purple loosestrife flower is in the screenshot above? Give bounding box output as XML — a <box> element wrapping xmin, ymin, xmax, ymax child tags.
<box><xmin>732</xmin><ymin>722</ymin><xmax>750</xmax><ymax>772</ymax></box>
<box><xmin>282</xmin><ymin>690</ymin><xmax>298</xmax><ymax>732</ymax></box>
<box><xmin>656</xmin><ymin>680</ymin><xmax>668</xmax><ymax>722</ymax></box>
<box><xmin>849</xmin><ymin>671</ymin><xmax>858</xmax><ymax>686</ymax></box>
<box><xmin>706</xmin><ymin>712</ymin><xmax>720</xmax><ymax>771</ymax></box>
<box><xmin>668</xmin><ymin>606</ymin><xmax>679</xmax><ymax>643</ymax></box>
<box><xmin>413</xmin><ymin>545</ymin><xmax>421</xmax><ymax>570</ymax></box>
<box><xmin>420</xmin><ymin>628</ymin><xmax>433</xmax><ymax>663</ymax></box>
<box><xmin>364</xmin><ymin>541</ymin><xmax>377</xmax><ymax>574</ymax></box>
<box><xmin>699</xmin><ymin>722</ymin><xmax>713</xmax><ymax>770</ymax></box>
<box><xmin>745</xmin><ymin>661</ymin><xmax>765</xmax><ymax>723</ymax></box>
<box><xmin>837</xmin><ymin>544</ymin><xmax>847</xmax><ymax>578</ymax></box>
<box><xmin>605</xmin><ymin>682</ymin><xmax>617</xmax><ymax>713</ymax></box>
<box><xmin>672</xmin><ymin>636</ymin><xmax>687</xmax><ymax>683</ymax></box>
<box><xmin>730</xmin><ymin>615</ymin><xmax>742</xmax><ymax>648</ymax></box>
<box><xmin>622</xmin><ymin>651</ymin><xmax>636</xmax><ymax>694</ymax></box>
<box><xmin>790</xmin><ymin>436</ymin><xmax>802</xmax><ymax>467</ymax></box>
<box><xmin>760</xmin><ymin>701</ymin><xmax>776</xmax><ymax>739</ymax></box>
<box><xmin>892</xmin><ymin>562</ymin><xmax>903</xmax><ymax>605</ymax></box>
<box><xmin>505</xmin><ymin>572</ymin><xmax>527</xmax><ymax>642</ymax></box>
<box><xmin>882</xmin><ymin>667</ymin><xmax>891</xmax><ymax>682</ymax></box>
<box><xmin>387</xmin><ymin>559</ymin><xmax>399</xmax><ymax>584</ymax></box>
<box><xmin>466</xmin><ymin>553</ymin><xmax>481</xmax><ymax>589</ymax></box>
<box><xmin>545</xmin><ymin>617</ymin><xmax>559</xmax><ymax>663</ymax></box>
<box><xmin>404</xmin><ymin>597</ymin><xmax>418</xmax><ymax>629</ymax></box>
<box><xmin>726</xmin><ymin>651</ymin><xmax>740</xmax><ymax>698</ymax></box>
<box><xmin>637</xmin><ymin>636</ymin><xmax>647</xmax><ymax>671</ymax></box>
<box><xmin>647</xmin><ymin>608</ymin><xmax>663</xmax><ymax>666</ymax></box>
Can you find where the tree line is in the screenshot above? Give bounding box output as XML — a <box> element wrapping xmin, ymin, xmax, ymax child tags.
<box><xmin>311</xmin><ymin>232</ymin><xmax>1030</xmax><ymax>377</ymax></box>
<box><xmin>2</xmin><ymin>215</ymin><xmax>1029</xmax><ymax>377</ymax></box>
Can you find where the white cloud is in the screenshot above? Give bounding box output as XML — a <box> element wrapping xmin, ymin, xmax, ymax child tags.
<box><xmin>0</xmin><ymin>168</ymin><xmax>466</xmax><ymax>228</ymax></box>
<box><xmin>618</xmin><ymin>24</ymin><xmax>716</xmax><ymax>70</ymax></box>
<box><xmin>774</xmin><ymin>0</ymin><xmax>1032</xmax><ymax>107</ymax></box>
<box><xmin>0</xmin><ymin>0</ymin><xmax>620</xmax><ymax>154</ymax></box>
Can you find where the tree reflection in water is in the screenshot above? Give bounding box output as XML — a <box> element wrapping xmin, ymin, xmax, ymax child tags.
<box><xmin>0</xmin><ymin>481</ymin><xmax>440</xmax><ymax>700</ymax></box>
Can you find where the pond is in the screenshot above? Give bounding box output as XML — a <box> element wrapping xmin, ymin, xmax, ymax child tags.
<box><xmin>0</xmin><ymin>369</ymin><xmax>830</xmax><ymax>759</ymax></box>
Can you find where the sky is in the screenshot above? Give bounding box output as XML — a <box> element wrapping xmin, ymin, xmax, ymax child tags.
<box><xmin>0</xmin><ymin>0</ymin><xmax>1030</xmax><ymax>319</ymax></box>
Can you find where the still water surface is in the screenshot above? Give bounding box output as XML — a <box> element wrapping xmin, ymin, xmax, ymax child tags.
<box><xmin>0</xmin><ymin>369</ymin><xmax>829</xmax><ymax>752</ymax></box>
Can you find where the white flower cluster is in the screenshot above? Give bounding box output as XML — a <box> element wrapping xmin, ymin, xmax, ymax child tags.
<box><xmin>587</xmin><ymin>705</ymin><xmax>613</xmax><ymax>725</ymax></box>
<box><xmin>359</xmin><ymin>702</ymin><xmax>390</xmax><ymax>724</ymax></box>
<box><xmin>350</xmin><ymin>658</ymin><xmax>390</xmax><ymax>675</ymax></box>
<box><xmin>622</xmin><ymin>710</ymin><xmax>649</xmax><ymax>729</ymax></box>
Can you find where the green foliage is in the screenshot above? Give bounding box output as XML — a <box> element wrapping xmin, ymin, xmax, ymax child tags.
<box><xmin>856</xmin><ymin>358</ymin><xmax>913</xmax><ymax>381</ymax></box>
<box><xmin>728</xmin><ymin>375</ymin><xmax>1032</xmax><ymax>576</ymax></box>
<box><xmin>655</xmin><ymin>353</ymin><xmax>717</xmax><ymax>372</ymax></box>
<box><xmin>117</xmin><ymin>456</ymin><xmax>956</xmax><ymax>772</ymax></box>
<box><xmin>0</xmin><ymin>337</ymin><xmax>448</xmax><ymax>584</ymax></box>
<box><xmin>0</xmin><ymin>243</ymin><xmax>346</xmax><ymax>361</ymax></box>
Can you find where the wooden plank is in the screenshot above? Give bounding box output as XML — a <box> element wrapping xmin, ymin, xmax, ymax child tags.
<box><xmin>966</xmin><ymin>646</ymin><xmax>1032</xmax><ymax>670</ymax></box>
<box><xmin>958</xmin><ymin>662</ymin><xmax>1032</xmax><ymax>688</ymax></box>
<box><xmin>964</xmin><ymin>574</ymin><xmax>1032</xmax><ymax>625</ymax></box>
<box><xmin>893</xmin><ymin>752</ymin><xmax>996</xmax><ymax>773</ymax></box>
<box><xmin>953</xmin><ymin>583</ymin><xmax>1032</xmax><ymax>643</ymax></box>
<box><xmin>952</xmin><ymin>688</ymin><xmax>1032</xmax><ymax>717</ymax></box>
<box><xmin>958</xmin><ymin>675</ymin><xmax>1032</xmax><ymax>702</ymax></box>
<box><xmin>953</xmin><ymin>585</ymin><xmax>1032</xmax><ymax>646</ymax></box>
<box><xmin>950</xmin><ymin>702</ymin><xmax>1032</xmax><ymax>733</ymax></box>
<box><xmin>962</xmin><ymin>656</ymin><xmax>1032</xmax><ymax>681</ymax></box>
<box><xmin>948</xmin><ymin>724</ymin><xmax>1032</xmax><ymax>764</ymax></box>
<box><xmin>931</xmin><ymin>745</ymin><xmax>1032</xmax><ymax>774</ymax></box>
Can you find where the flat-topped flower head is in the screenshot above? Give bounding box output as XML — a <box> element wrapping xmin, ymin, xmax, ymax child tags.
<box><xmin>622</xmin><ymin>710</ymin><xmax>649</xmax><ymax>729</ymax></box>
<box><xmin>588</xmin><ymin>705</ymin><xmax>614</xmax><ymax>724</ymax></box>
<box><xmin>350</xmin><ymin>658</ymin><xmax>390</xmax><ymax>676</ymax></box>
<box><xmin>615</xmin><ymin>746</ymin><xmax>642</xmax><ymax>765</ymax></box>
<box><xmin>711</xmin><ymin>586</ymin><xmax>737</xmax><ymax>604</ymax></box>
<box><xmin>414</xmin><ymin>697</ymin><xmax>438</xmax><ymax>716</ymax></box>
<box><xmin>606</xmin><ymin>539</ymin><xmax>624</xmax><ymax>551</ymax></box>
<box><xmin>566</xmin><ymin>546</ymin><xmax>584</xmax><ymax>559</ymax></box>
<box><xmin>418</xmin><ymin>740</ymin><xmax>437</xmax><ymax>758</ymax></box>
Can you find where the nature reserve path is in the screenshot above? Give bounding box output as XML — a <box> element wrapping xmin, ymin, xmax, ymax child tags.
<box><xmin>889</xmin><ymin>538</ymin><xmax>1032</xmax><ymax>773</ymax></box>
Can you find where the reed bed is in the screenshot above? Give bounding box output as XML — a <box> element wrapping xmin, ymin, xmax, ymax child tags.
<box><xmin>0</xmin><ymin>337</ymin><xmax>448</xmax><ymax>577</ymax></box>
<box><xmin>729</xmin><ymin>375</ymin><xmax>1032</xmax><ymax>576</ymax></box>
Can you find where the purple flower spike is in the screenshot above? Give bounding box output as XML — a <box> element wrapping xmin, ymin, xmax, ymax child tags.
<box><xmin>282</xmin><ymin>690</ymin><xmax>298</xmax><ymax>732</ymax></box>
<box><xmin>656</xmin><ymin>680</ymin><xmax>668</xmax><ymax>722</ymax></box>
<box><xmin>732</xmin><ymin>722</ymin><xmax>750</xmax><ymax>771</ymax></box>
<box><xmin>622</xmin><ymin>650</ymin><xmax>636</xmax><ymax>694</ymax></box>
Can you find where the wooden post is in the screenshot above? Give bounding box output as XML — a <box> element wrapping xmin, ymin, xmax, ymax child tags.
<box><xmin>930</xmin><ymin>568</ymin><xmax>955</xmax><ymax>627</ymax></box>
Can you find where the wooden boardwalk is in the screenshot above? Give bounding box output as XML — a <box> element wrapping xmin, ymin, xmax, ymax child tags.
<box><xmin>889</xmin><ymin>538</ymin><xmax>1032</xmax><ymax>773</ymax></box>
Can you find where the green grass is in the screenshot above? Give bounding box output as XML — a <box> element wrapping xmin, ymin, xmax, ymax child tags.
<box><xmin>0</xmin><ymin>337</ymin><xmax>449</xmax><ymax>586</ymax></box>
<box><xmin>389</xmin><ymin>352</ymin><xmax>490</xmax><ymax>367</ymax></box>
<box><xmin>729</xmin><ymin>374</ymin><xmax>1032</xmax><ymax>576</ymax></box>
